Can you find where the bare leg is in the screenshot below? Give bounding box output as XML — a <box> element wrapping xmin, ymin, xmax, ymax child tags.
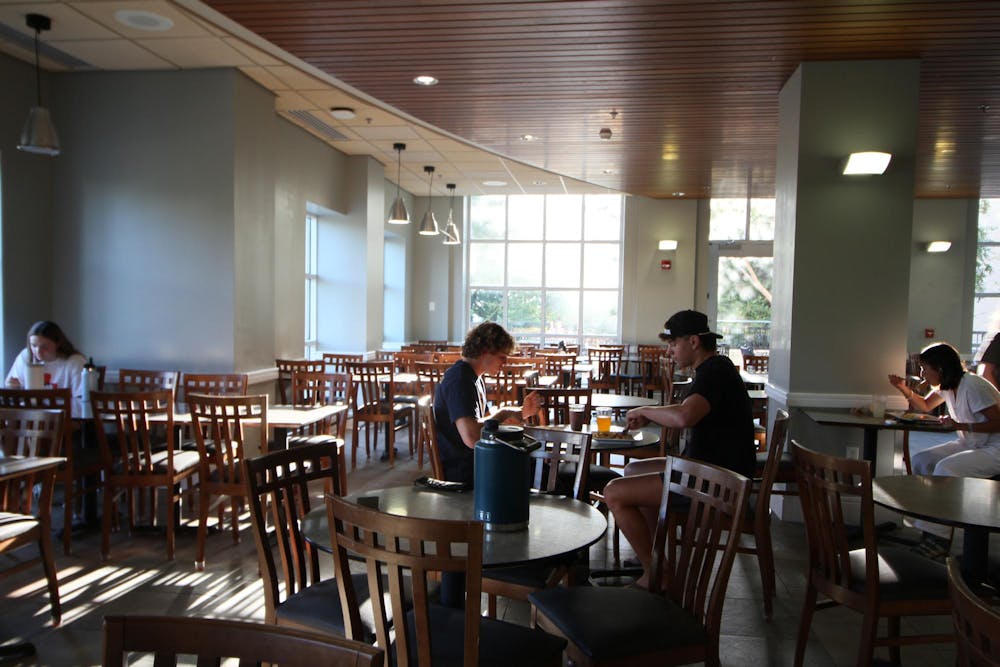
<box><xmin>604</xmin><ymin>471</ymin><xmax>664</xmax><ymax>588</ymax></box>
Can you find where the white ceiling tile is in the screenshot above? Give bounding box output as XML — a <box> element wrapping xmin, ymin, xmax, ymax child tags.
<box><xmin>223</xmin><ymin>37</ymin><xmax>281</xmax><ymax>66</ymax></box>
<box><xmin>265</xmin><ymin>64</ymin><xmax>325</xmax><ymax>90</ymax></box>
<box><xmin>50</xmin><ymin>37</ymin><xmax>171</xmax><ymax>69</ymax></box>
<box><xmin>274</xmin><ymin>90</ymin><xmax>312</xmax><ymax>111</ymax></box>
<box><xmin>135</xmin><ymin>36</ymin><xmax>249</xmax><ymax>68</ymax></box>
<box><xmin>238</xmin><ymin>65</ymin><xmax>285</xmax><ymax>90</ymax></box>
<box><xmin>71</xmin><ymin>1</ymin><xmax>210</xmax><ymax>39</ymax></box>
<box><xmin>0</xmin><ymin>2</ymin><xmax>117</xmax><ymax>39</ymax></box>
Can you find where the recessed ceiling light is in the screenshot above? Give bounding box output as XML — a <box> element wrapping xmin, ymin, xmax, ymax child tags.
<box><xmin>672</xmin><ymin>192</ymin><xmax>686</xmax><ymax>197</ymax></box>
<box><xmin>532</xmin><ymin>180</ymin><xmax>547</xmax><ymax>185</ymax></box>
<box><xmin>413</xmin><ymin>75</ymin><xmax>438</xmax><ymax>86</ymax></box>
<box><xmin>520</xmin><ymin>134</ymin><xmax>538</xmax><ymax>142</ymax></box>
<box><xmin>329</xmin><ymin>107</ymin><xmax>356</xmax><ymax>120</ymax></box>
<box><xmin>482</xmin><ymin>180</ymin><xmax>507</xmax><ymax>187</ymax></box>
<box><xmin>114</xmin><ymin>9</ymin><xmax>174</xmax><ymax>31</ymax></box>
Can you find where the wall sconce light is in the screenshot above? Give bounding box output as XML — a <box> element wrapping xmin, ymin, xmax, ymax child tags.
<box><xmin>658</xmin><ymin>239</ymin><xmax>678</xmax><ymax>251</ymax></box>
<box><xmin>842</xmin><ymin>151</ymin><xmax>892</xmax><ymax>175</ymax></box>
<box><xmin>926</xmin><ymin>241</ymin><xmax>952</xmax><ymax>253</ymax></box>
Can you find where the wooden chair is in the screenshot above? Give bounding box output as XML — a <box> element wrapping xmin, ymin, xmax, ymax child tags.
<box><xmin>538</xmin><ymin>352</ymin><xmax>576</xmax><ymax>388</ymax></box>
<box><xmin>179</xmin><ymin>373</ymin><xmax>248</xmax><ymax>402</ymax></box>
<box><xmin>245</xmin><ymin>441</ymin><xmax>383</xmax><ymax>640</ymax></box>
<box><xmin>0</xmin><ymin>387</ymin><xmax>101</xmax><ymax>555</ymax></box>
<box><xmin>322</xmin><ymin>352</ymin><xmax>364</xmax><ymax>374</ymax></box>
<box><xmin>91</xmin><ymin>390</ymin><xmax>199</xmax><ymax>562</ymax></box>
<box><xmin>482</xmin><ymin>426</ymin><xmax>593</xmax><ymax>617</ymax></box>
<box><xmin>326</xmin><ymin>494</ymin><xmax>567</xmax><ymax>666</ymax></box>
<box><xmin>534</xmin><ymin>387</ymin><xmax>593</xmax><ymax>426</ymax></box>
<box><xmin>791</xmin><ymin>440</ymin><xmax>953</xmax><ymax>666</ymax></box>
<box><xmin>188</xmin><ymin>393</ymin><xmax>268</xmax><ymax>570</ymax></box>
<box><xmin>588</xmin><ymin>346</ymin><xmax>623</xmax><ymax>393</ymax></box>
<box><xmin>118</xmin><ymin>368</ymin><xmax>179</xmax><ymax>394</ymax></box>
<box><xmin>415</xmin><ymin>396</ymin><xmax>444</xmax><ymax>478</ymax></box>
<box><xmin>634</xmin><ymin>346</ymin><xmax>666</xmax><ymax>399</ymax></box>
<box><xmin>346</xmin><ymin>360</ymin><xmax>414</xmax><ymax>468</ymax></box>
<box><xmin>275</xmin><ymin>359</ymin><xmax>324</xmax><ymax>404</ymax></box>
<box><xmin>529</xmin><ymin>456</ymin><xmax>751</xmax><ymax>667</ymax></box>
<box><xmin>291</xmin><ymin>370</ymin><xmax>353</xmax><ymax>439</ymax></box>
<box><xmin>0</xmin><ymin>408</ymin><xmax>63</xmax><ymax>625</ymax></box>
<box><xmin>732</xmin><ymin>408</ymin><xmax>789</xmax><ymax>620</ymax></box>
<box><xmin>948</xmin><ymin>557</ymin><xmax>1000</xmax><ymax>666</ymax></box>
<box><xmin>101</xmin><ymin>615</ymin><xmax>384</xmax><ymax>667</ymax></box>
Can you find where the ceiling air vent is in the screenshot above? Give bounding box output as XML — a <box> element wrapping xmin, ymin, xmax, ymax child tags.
<box><xmin>286</xmin><ymin>110</ymin><xmax>348</xmax><ymax>142</ymax></box>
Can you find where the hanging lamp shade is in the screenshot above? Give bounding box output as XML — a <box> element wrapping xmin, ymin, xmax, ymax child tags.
<box><xmin>387</xmin><ymin>142</ymin><xmax>409</xmax><ymax>224</ymax></box>
<box><xmin>418</xmin><ymin>165</ymin><xmax>439</xmax><ymax>235</ymax></box>
<box><xmin>443</xmin><ymin>183</ymin><xmax>461</xmax><ymax>245</ymax></box>
<box><xmin>17</xmin><ymin>14</ymin><xmax>60</xmax><ymax>157</ymax></box>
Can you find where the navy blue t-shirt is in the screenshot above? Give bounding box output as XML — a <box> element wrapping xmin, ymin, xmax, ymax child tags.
<box><xmin>684</xmin><ymin>354</ymin><xmax>755</xmax><ymax>479</ymax></box>
<box><xmin>433</xmin><ymin>360</ymin><xmax>486</xmax><ymax>484</ymax></box>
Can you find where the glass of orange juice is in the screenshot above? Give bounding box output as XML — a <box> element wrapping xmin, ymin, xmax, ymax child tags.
<box><xmin>595</xmin><ymin>407</ymin><xmax>612</xmax><ymax>432</ymax></box>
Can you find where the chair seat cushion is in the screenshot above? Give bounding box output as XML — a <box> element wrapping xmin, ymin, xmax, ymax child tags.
<box><xmin>847</xmin><ymin>545</ymin><xmax>949</xmax><ymax>600</ymax></box>
<box><xmin>113</xmin><ymin>449</ymin><xmax>200</xmax><ymax>475</ymax></box>
<box><xmin>484</xmin><ymin>560</ymin><xmax>561</xmax><ymax>589</ymax></box>
<box><xmin>529</xmin><ymin>585</ymin><xmax>706</xmax><ymax>661</ymax></box>
<box><xmin>287</xmin><ymin>434</ymin><xmax>343</xmax><ymax>449</ymax></box>
<box><xmin>402</xmin><ymin>603</ymin><xmax>567</xmax><ymax>666</ymax></box>
<box><xmin>0</xmin><ymin>512</ymin><xmax>38</xmax><ymax>541</ymax></box>
<box><xmin>276</xmin><ymin>574</ymin><xmax>380</xmax><ymax>643</ymax></box>
<box><xmin>394</xmin><ymin>395</ymin><xmax>421</xmax><ymax>404</ymax></box>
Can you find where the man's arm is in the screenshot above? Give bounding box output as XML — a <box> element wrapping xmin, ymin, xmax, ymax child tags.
<box><xmin>454</xmin><ymin>416</ymin><xmax>483</xmax><ymax>449</ymax></box>
<box><xmin>982</xmin><ymin>362</ymin><xmax>1000</xmax><ymax>390</ymax></box>
<box><xmin>625</xmin><ymin>393</ymin><xmax>711</xmax><ymax>430</ymax></box>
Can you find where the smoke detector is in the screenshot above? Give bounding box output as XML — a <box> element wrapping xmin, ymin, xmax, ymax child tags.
<box><xmin>599</xmin><ymin>128</ymin><xmax>613</xmax><ymax>140</ymax></box>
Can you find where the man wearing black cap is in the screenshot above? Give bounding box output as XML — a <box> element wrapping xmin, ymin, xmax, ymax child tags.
<box><xmin>604</xmin><ymin>309</ymin><xmax>754</xmax><ymax>587</ymax></box>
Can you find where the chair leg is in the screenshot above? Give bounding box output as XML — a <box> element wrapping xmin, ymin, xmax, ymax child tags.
<box><xmin>101</xmin><ymin>482</ymin><xmax>114</xmax><ymax>561</ymax></box>
<box><xmin>887</xmin><ymin>616</ymin><xmax>901</xmax><ymax>664</ymax></box>
<box><xmin>196</xmin><ymin>488</ymin><xmax>210</xmax><ymax>571</ymax></box>
<box><xmin>166</xmin><ymin>485</ymin><xmax>175</xmax><ymax>561</ymax></box>
<box><xmin>231</xmin><ymin>497</ymin><xmax>239</xmax><ymax>543</ymax></box>
<box><xmin>351</xmin><ymin>419</ymin><xmax>359</xmax><ymax>470</ymax></box>
<box><xmin>62</xmin><ymin>476</ymin><xmax>73</xmax><ymax>556</ymax></box>
<box><xmin>755</xmin><ymin>524</ymin><xmax>776</xmax><ymax>620</ymax></box>
<box><xmin>794</xmin><ymin>584</ymin><xmax>817</xmax><ymax>667</ymax></box>
<box><xmin>857</xmin><ymin>610</ymin><xmax>879</xmax><ymax>667</ymax></box>
<box><xmin>37</xmin><ymin>531</ymin><xmax>61</xmax><ymax>626</ymax></box>
<box><xmin>487</xmin><ymin>593</ymin><xmax>498</xmax><ymax>619</ymax></box>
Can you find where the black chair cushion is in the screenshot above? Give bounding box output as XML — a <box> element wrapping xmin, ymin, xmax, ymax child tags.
<box><xmin>484</xmin><ymin>560</ymin><xmax>560</xmax><ymax>589</ymax></box>
<box><xmin>112</xmin><ymin>449</ymin><xmax>200</xmax><ymax>475</ymax></box>
<box><xmin>402</xmin><ymin>603</ymin><xmax>566</xmax><ymax>666</ymax></box>
<box><xmin>287</xmin><ymin>434</ymin><xmax>343</xmax><ymax>449</ymax></box>
<box><xmin>276</xmin><ymin>574</ymin><xmax>380</xmax><ymax>643</ymax></box>
<box><xmin>847</xmin><ymin>545</ymin><xmax>949</xmax><ymax>600</ymax></box>
<box><xmin>528</xmin><ymin>585</ymin><xmax>706</xmax><ymax>661</ymax></box>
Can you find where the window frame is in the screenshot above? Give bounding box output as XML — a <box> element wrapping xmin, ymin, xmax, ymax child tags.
<box><xmin>304</xmin><ymin>213</ymin><xmax>318</xmax><ymax>359</ymax></box>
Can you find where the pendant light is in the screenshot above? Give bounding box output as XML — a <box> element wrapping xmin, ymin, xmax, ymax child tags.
<box><xmin>442</xmin><ymin>183</ymin><xmax>461</xmax><ymax>245</ymax></box>
<box><xmin>387</xmin><ymin>143</ymin><xmax>409</xmax><ymax>224</ymax></box>
<box><xmin>418</xmin><ymin>166</ymin><xmax>439</xmax><ymax>236</ymax></box>
<box><xmin>17</xmin><ymin>14</ymin><xmax>60</xmax><ymax>156</ymax></box>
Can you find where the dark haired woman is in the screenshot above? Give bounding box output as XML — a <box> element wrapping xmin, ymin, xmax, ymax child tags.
<box><xmin>888</xmin><ymin>341</ymin><xmax>1000</xmax><ymax>559</ymax></box>
<box><xmin>5</xmin><ymin>321</ymin><xmax>87</xmax><ymax>413</ymax></box>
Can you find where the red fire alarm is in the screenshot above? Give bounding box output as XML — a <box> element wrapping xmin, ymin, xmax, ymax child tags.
<box><xmin>660</xmin><ymin>259</ymin><xmax>672</xmax><ymax>271</ymax></box>
<box><xmin>925</xmin><ymin>328</ymin><xmax>935</xmax><ymax>338</ymax></box>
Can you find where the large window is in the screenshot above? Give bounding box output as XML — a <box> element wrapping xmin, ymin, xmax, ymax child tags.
<box><xmin>304</xmin><ymin>213</ymin><xmax>318</xmax><ymax>358</ymax></box>
<box><xmin>466</xmin><ymin>194</ymin><xmax>623</xmax><ymax>348</ymax></box>
<box><xmin>974</xmin><ymin>199</ymin><xmax>1000</xmax><ymax>352</ymax></box>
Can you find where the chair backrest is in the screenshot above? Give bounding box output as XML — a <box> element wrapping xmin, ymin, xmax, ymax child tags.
<box><xmin>0</xmin><ymin>407</ymin><xmax>63</xmax><ymax>458</ymax></box>
<box><xmin>291</xmin><ymin>371</ymin><xmax>353</xmax><ymax>438</ymax></box>
<box><xmin>347</xmin><ymin>361</ymin><xmax>395</xmax><ymax>409</ymax></box>
<box><xmin>638</xmin><ymin>347</ymin><xmax>665</xmax><ymax>394</ymax></box>
<box><xmin>414</xmin><ymin>361</ymin><xmax>451</xmax><ymax>398</ymax></box>
<box><xmin>538</xmin><ymin>352</ymin><xmax>576</xmax><ymax>387</ymax></box>
<box><xmin>327</xmin><ymin>494</ymin><xmax>484</xmax><ymax>667</ymax></box>
<box><xmin>188</xmin><ymin>393</ymin><xmax>268</xmax><ymax>480</ymax></box>
<box><xmin>534</xmin><ymin>387</ymin><xmax>593</xmax><ymax>426</ymax></box>
<box><xmin>92</xmin><ymin>390</ymin><xmax>175</xmax><ymax>474</ymax></box>
<box><xmin>118</xmin><ymin>368</ymin><xmax>179</xmax><ymax>394</ymax></box>
<box><xmin>649</xmin><ymin>457</ymin><xmax>750</xmax><ymax>652</ymax></box>
<box><xmin>754</xmin><ymin>409</ymin><xmax>790</xmax><ymax>519</ymax></box>
<box><xmin>791</xmin><ymin>440</ymin><xmax>876</xmax><ymax>597</ymax></box>
<box><xmin>275</xmin><ymin>359</ymin><xmax>325</xmax><ymax>404</ymax></box>
<box><xmin>101</xmin><ymin>615</ymin><xmax>383</xmax><ymax>667</ymax></box>
<box><xmin>515</xmin><ymin>342</ymin><xmax>539</xmax><ymax>355</ymax></box>
<box><xmin>244</xmin><ymin>441</ymin><xmax>344</xmax><ymax>622</ymax></box>
<box><xmin>743</xmin><ymin>354</ymin><xmax>769</xmax><ymax>374</ymax></box>
<box><xmin>180</xmin><ymin>373</ymin><xmax>248</xmax><ymax>400</ymax></box>
<box><xmin>522</xmin><ymin>426</ymin><xmax>592</xmax><ymax>500</ymax></box>
<box><xmin>433</xmin><ymin>351</ymin><xmax>461</xmax><ymax>364</ymax></box>
<box><xmin>0</xmin><ymin>388</ymin><xmax>72</xmax><ymax>456</ymax></box>
<box><xmin>948</xmin><ymin>557</ymin><xmax>1000</xmax><ymax>666</ymax></box>
<box><xmin>417</xmin><ymin>396</ymin><xmax>444</xmax><ymax>479</ymax></box>
<box><xmin>393</xmin><ymin>351</ymin><xmax>434</xmax><ymax>373</ymax></box>
<box><xmin>588</xmin><ymin>346</ymin><xmax>624</xmax><ymax>389</ymax></box>
<box><xmin>322</xmin><ymin>352</ymin><xmax>364</xmax><ymax>374</ymax></box>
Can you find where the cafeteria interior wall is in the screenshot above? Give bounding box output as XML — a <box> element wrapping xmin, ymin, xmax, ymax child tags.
<box><xmin>621</xmin><ymin>195</ymin><xmax>698</xmax><ymax>344</ymax></box>
<box><xmin>409</xmin><ymin>194</ymin><xmax>458</xmax><ymax>342</ymax></box>
<box><xmin>907</xmin><ymin>198</ymin><xmax>978</xmax><ymax>354</ymax></box>
<box><xmin>49</xmin><ymin>68</ymin><xmax>237</xmax><ymax>372</ymax></box>
<box><xmin>270</xmin><ymin>97</ymin><xmax>351</xmax><ymax>359</ymax></box>
<box><xmin>385</xmin><ymin>178</ymin><xmax>414</xmax><ymax>344</ymax></box>
<box><xmin>363</xmin><ymin>155</ymin><xmax>387</xmax><ymax>352</ymax></box>
<box><xmin>233</xmin><ymin>73</ymin><xmax>276</xmax><ymax>372</ymax></box>
<box><xmin>0</xmin><ymin>52</ymin><xmax>55</xmax><ymax>372</ymax></box>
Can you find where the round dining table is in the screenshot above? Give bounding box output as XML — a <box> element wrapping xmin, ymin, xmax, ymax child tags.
<box><xmin>873</xmin><ymin>475</ymin><xmax>1000</xmax><ymax>580</ymax></box>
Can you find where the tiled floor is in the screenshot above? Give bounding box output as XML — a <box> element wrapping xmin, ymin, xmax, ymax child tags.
<box><xmin>0</xmin><ymin>432</ymin><xmax>964</xmax><ymax>666</ymax></box>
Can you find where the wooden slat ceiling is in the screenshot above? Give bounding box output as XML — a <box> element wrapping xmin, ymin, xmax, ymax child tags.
<box><xmin>203</xmin><ymin>0</ymin><xmax>1000</xmax><ymax>199</ymax></box>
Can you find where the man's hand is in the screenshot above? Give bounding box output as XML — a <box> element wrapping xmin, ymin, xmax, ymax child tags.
<box><xmin>6</xmin><ymin>378</ymin><xmax>20</xmax><ymax>388</ymax></box>
<box><xmin>625</xmin><ymin>407</ymin><xmax>649</xmax><ymax>430</ymax></box>
<box><xmin>522</xmin><ymin>391</ymin><xmax>541</xmax><ymax>420</ymax></box>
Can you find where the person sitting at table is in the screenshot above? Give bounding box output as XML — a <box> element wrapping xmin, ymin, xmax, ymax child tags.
<box><xmin>973</xmin><ymin>329</ymin><xmax>1000</xmax><ymax>390</ymax></box>
<box><xmin>604</xmin><ymin>310</ymin><xmax>754</xmax><ymax>588</ymax></box>
<box><xmin>434</xmin><ymin>322</ymin><xmax>541</xmax><ymax>484</ymax></box>
<box><xmin>5</xmin><ymin>320</ymin><xmax>87</xmax><ymax>400</ymax></box>
<box><xmin>889</xmin><ymin>341</ymin><xmax>1000</xmax><ymax>560</ymax></box>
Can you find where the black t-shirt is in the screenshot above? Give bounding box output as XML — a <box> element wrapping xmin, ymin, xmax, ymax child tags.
<box><xmin>433</xmin><ymin>360</ymin><xmax>486</xmax><ymax>484</ymax></box>
<box><xmin>982</xmin><ymin>334</ymin><xmax>1000</xmax><ymax>366</ymax></box>
<box><xmin>684</xmin><ymin>354</ymin><xmax>755</xmax><ymax>479</ymax></box>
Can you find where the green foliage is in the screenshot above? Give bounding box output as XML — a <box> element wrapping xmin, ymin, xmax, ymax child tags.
<box><xmin>470</xmin><ymin>290</ymin><xmax>502</xmax><ymax>324</ymax></box>
<box><xmin>717</xmin><ymin>257</ymin><xmax>773</xmax><ymax>322</ymax></box>
<box><xmin>977</xmin><ymin>199</ymin><xmax>994</xmax><ymax>294</ymax></box>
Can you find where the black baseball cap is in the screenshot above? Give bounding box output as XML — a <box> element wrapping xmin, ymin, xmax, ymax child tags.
<box><xmin>659</xmin><ymin>310</ymin><xmax>723</xmax><ymax>341</ymax></box>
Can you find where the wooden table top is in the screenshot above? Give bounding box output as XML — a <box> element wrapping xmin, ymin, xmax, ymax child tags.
<box><xmin>301</xmin><ymin>486</ymin><xmax>607</xmax><ymax>567</ymax></box>
<box><xmin>160</xmin><ymin>403</ymin><xmax>347</xmax><ymax>428</ymax></box>
<box><xmin>873</xmin><ymin>475</ymin><xmax>1000</xmax><ymax>532</ymax></box>
<box><xmin>804</xmin><ymin>408</ymin><xmax>953</xmax><ymax>434</ymax></box>
<box><xmin>590</xmin><ymin>393</ymin><xmax>660</xmax><ymax>409</ymax></box>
